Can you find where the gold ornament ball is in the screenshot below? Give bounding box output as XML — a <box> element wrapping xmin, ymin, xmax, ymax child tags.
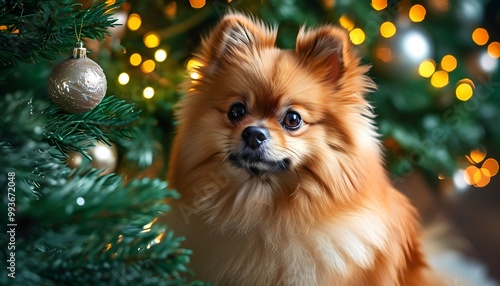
<box><xmin>48</xmin><ymin>42</ymin><xmax>107</xmax><ymax>113</ymax></box>
<box><xmin>67</xmin><ymin>142</ymin><xmax>118</xmax><ymax>175</ymax></box>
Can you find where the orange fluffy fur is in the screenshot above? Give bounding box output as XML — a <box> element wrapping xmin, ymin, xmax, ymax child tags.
<box><xmin>166</xmin><ymin>12</ymin><xmax>436</xmax><ymax>285</ymax></box>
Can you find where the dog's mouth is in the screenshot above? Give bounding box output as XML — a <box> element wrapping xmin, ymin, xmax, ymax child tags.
<box><xmin>228</xmin><ymin>152</ymin><xmax>291</xmax><ymax>177</ymax></box>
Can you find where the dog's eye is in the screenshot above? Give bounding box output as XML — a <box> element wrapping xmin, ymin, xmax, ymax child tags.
<box><xmin>228</xmin><ymin>102</ymin><xmax>246</xmax><ymax>122</ymax></box>
<box><xmin>282</xmin><ymin>111</ymin><xmax>302</xmax><ymax>130</ymax></box>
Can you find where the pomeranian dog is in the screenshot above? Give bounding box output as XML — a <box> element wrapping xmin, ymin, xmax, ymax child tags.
<box><xmin>166</xmin><ymin>12</ymin><xmax>438</xmax><ymax>285</ymax></box>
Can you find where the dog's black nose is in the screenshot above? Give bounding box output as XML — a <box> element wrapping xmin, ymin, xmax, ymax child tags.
<box><xmin>242</xmin><ymin>126</ymin><xmax>269</xmax><ymax>149</ymax></box>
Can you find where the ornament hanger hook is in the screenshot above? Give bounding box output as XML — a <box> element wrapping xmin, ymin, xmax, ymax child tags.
<box><xmin>74</xmin><ymin>13</ymin><xmax>86</xmax><ymax>42</ymax></box>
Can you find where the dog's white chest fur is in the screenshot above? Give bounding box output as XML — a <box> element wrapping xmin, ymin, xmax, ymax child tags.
<box><xmin>172</xmin><ymin>205</ymin><xmax>389</xmax><ymax>285</ymax></box>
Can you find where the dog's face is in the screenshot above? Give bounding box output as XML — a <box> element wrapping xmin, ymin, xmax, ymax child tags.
<box><xmin>169</xmin><ymin>13</ymin><xmax>379</xmax><ymax>227</ymax></box>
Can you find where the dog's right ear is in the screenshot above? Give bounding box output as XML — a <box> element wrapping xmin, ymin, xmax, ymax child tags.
<box><xmin>196</xmin><ymin>12</ymin><xmax>276</xmax><ymax>73</ymax></box>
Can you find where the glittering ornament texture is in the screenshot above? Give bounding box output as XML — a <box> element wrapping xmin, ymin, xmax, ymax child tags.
<box><xmin>48</xmin><ymin>57</ymin><xmax>107</xmax><ymax>113</ymax></box>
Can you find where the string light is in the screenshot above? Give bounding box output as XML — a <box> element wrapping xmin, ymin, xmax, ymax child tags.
<box><xmin>129</xmin><ymin>53</ymin><xmax>142</xmax><ymax>66</ymax></box>
<box><xmin>463</xmin><ymin>149</ymin><xmax>498</xmax><ymax>188</ymax></box>
<box><xmin>371</xmin><ymin>0</ymin><xmax>387</xmax><ymax>11</ymax></box>
<box><xmin>482</xmin><ymin>158</ymin><xmax>499</xmax><ymax>177</ymax></box>
<box><xmin>456</xmin><ymin>82</ymin><xmax>474</xmax><ymax>101</ymax></box>
<box><xmin>144</xmin><ymin>32</ymin><xmax>160</xmax><ymax>48</ymax></box>
<box><xmin>409</xmin><ymin>5</ymin><xmax>426</xmax><ymax>22</ymax></box>
<box><xmin>143</xmin><ymin>87</ymin><xmax>155</xmax><ymax>99</ymax></box>
<box><xmin>187</xmin><ymin>59</ymin><xmax>203</xmax><ymax>79</ymax></box>
<box><xmin>418</xmin><ymin>59</ymin><xmax>435</xmax><ymax>78</ymax></box>
<box><xmin>339</xmin><ymin>15</ymin><xmax>354</xmax><ymax>31</ymax></box>
<box><xmin>380</xmin><ymin>22</ymin><xmax>396</xmax><ymax>38</ymax></box>
<box><xmin>127</xmin><ymin>13</ymin><xmax>142</xmax><ymax>31</ymax></box>
<box><xmin>430</xmin><ymin>71</ymin><xmax>449</xmax><ymax>88</ymax></box>
<box><xmin>164</xmin><ymin>2</ymin><xmax>177</xmax><ymax>18</ymax></box>
<box><xmin>118</xmin><ymin>72</ymin><xmax>130</xmax><ymax>85</ymax></box>
<box><xmin>189</xmin><ymin>0</ymin><xmax>206</xmax><ymax>8</ymax></box>
<box><xmin>349</xmin><ymin>28</ymin><xmax>365</xmax><ymax>45</ymax></box>
<box><xmin>441</xmin><ymin>55</ymin><xmax>457</xmax><ymax>72</ymax></box>
<box><xmin>141</xmin><ymin>59</ymin><xmax>156</xmax><ymax>73</ymax></box>
<box><xmin>488</xmin><ymin>42</ymin><xmax>500</xmax><ymax>58</ymax></box>
<box><xmin>472</xmin><ymin>28</ymin><xmax>489</xmax><ymax>46</ymax></box>
<box><xmin>400</xmin><ymin>30</ymin><xmax>431</xmax><ymax>62</ymax></box>
<box><xmin>479</xmin><ymin>51</ymin><xmax>498</xmax><ymax>72</ymax></box>
<box><xmin>155</xmin><ymin>49</ymin><xmax>167</xmax><ymax>62</ymax></box>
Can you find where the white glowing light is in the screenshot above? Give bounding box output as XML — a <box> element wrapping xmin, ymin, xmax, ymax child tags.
<box><xmin>76</xmin><ymin>197</ymin><xmax>85</xmax><ymax>206</ymax></box>
<box><xmin>453</xmin><ymin>169</ymin><xmax>469</xmax><ymax>192</ymax></box>
<box><xmin>401</xmin><ymin>31</ymin><xmax>431</xmax><ymax>63</ymax></box>
<box><xmin>479</xmin><ymin>51</ymin><xmax>498</xmax><ymax>73</ymax></box>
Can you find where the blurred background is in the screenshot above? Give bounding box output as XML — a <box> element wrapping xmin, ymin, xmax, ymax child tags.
<box><xmin>1</xmin><ymin>0</ymin><xmax>499</xmax><ymax>284</ymax></box>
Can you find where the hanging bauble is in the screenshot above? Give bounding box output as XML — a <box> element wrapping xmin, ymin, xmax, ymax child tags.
<box><xmin>48</xmin><ymin>41</ymin><xmax>107</xmax><ymax>113</ymax></box>
<box><xmin>67</xmin><ymin>142</ymin><xmax>118</xmax><ymax>175</ymax></box>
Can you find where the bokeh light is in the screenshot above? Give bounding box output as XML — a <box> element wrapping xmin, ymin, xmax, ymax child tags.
<box><xmin>463</xmin><ymin>165</ymin><xmax>479</xmax><ymax>185</ymax></box>
<box><xmin>441</xmin><ymin>55</ymin><xmax>457</xmax><ymax>72</ymax></box>
<box><xmin>469</xmin><ymin>149</ymin><xmax>486</xmax><ymax>164</ymax></box>
<box><xmin>127</xmin><ymin>13</ymin><xmax>141</xmax><ymax>31</ymax></box>
<box><xmin>189</xmin><ymin>0</ymin><xmax>206</xmax><ymax>9</ymax></box>
<box><xmin>472</xmin><ymin>28</ymin><xmax>489</xmax><ymax>46</ymax></box>
<box><xmin>349</xmin><ymin>28</ymin><xmax>365</xmax><ymax>45</ymax></box>
<box><xmin>339</xmin><ymin>15</ymin><xmax>354</xmax><ymax>31</ymax></box>
<box><xmin>488</xmin><ymin>42</ymin><xmax>500</xmax><ymax>58</ymax></box>
<box><xmin>380</xmin><ymin>22</ymin><xmax>396</xmax><ymax>38</ymax></box>
<box><xmin>129</xmin><ymin>53</ymin><xmax>142</xmax><ymax>66</ymax></box>
<box><xmin>143</xmin><ymin>32</ymin><xmax>160</xmax><ymax>48</ymax></box>
<box><xmin>430</xmin><ymin>71</ymin><xmax>448</xmax><ymax>88</ymax></box>
<box><xmin>143</xmin><ymin>87</ymin><xmax>155</xmax><ymax>99</ymax></box>
<box><xmin>418</xmin><ymin>59</ymin><xmax>435</xmax><ymax>78</ymax></box>
<box><xmin>482</xmin><ymin>158</ymin><xmax>499</xmax><ymax>177</ymax></box>
<box><xmin>409</xmin><ymin>5</ymin><xmax>426</xmax><ymax>22</ymax></box>
<box><xmin>456</xmin><ymin>82</ymin><xmax>474</xmax><ymax>101</ymax></box>
<box><xmin>141</xmin><ymin>59</ymin><xmax>156</xmax><ymax>73</ymax></box>
<box><xmin>118</xmin><ymin>73</ymin><xmax>130</xmax><ymax>85</ymax></box>
<box><xmin>371</xmin><ymin>0</ymin><xmax>387</xmax><ymax>11</ymax></box>
<box><xmin>479</xmin><ymin>51</ymin><xmax>498</xmax><ymax>72</ymax></box>
<box><xmin>155</xmin><ymin>49</ymin><xmax>168</xmax><ymax>62</ymax></box>
<box><xmin>401</xmin><ymin>30</ymin><xmax>431</xmax><ymax>62</ymax></box>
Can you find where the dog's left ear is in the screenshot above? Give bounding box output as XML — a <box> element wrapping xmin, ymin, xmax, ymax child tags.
<box><xmin>199</xmin><ymin>13</ymin><xmax>276</xmax><ymax>72</ymax></box>
<box><xmin>295</xmin><ymin>27</ymin><xmax>350</xmax><ymax>84</ymax></box>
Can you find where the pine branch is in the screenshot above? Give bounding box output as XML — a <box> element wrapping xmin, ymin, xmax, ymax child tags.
<box><xmin>43</xmin><ymin>95</ymin><xmax>140</xmax><ymax>157</ymax></box>
<box><xmin>0</xmin><ymin>0</ymin><xmax>124</xmax><ymax>78</ymax></box>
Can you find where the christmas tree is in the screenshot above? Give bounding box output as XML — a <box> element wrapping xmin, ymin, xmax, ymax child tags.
<box><xmin>1</xmin><ymin>0</ymin><xmax>499</xmax><ymax>284</ymax></box>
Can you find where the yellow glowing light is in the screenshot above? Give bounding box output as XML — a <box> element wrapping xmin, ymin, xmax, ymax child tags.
<box><xmin>456</xmin><ymin>83</ymin><xmax>474</xmax><ymax>101</ymax></box>
<box><xmin>118</xmin><ymin>73</ymin><xmax>130</xmax><ymax>85</ymax></box>
<box><xmin>380</xmin><ymin>22</ymin><xmax>396</xmax><ymax>38</ymax></box>
<box><xmin>117</xmin><ymin>235</ymin><xmax>123</xmax><ymax>243</ymax></box>
<box><xmin>487</xmin><ymin>42</ymin><xmax>500</xmax><ymax>58</ymax></box>
<box><xmin>463</xmin><ymin>165</ymin><xmax>479</xmax><ymax>185</ymax></box>
<box><xmin>482</xmin><ymin>158</ymin><xmax>499</xmax><ymax>177</ymax></box>
<box><xmin>371</xmin><ymin>0</ymin><xmax>387</xmax><ymax>11</ymax></box>
<box><xmin>339</xmin><ymin>15</ymin><xmax>355</xmax><ymax>31</ymax></box>
<box><xmin>129</xmin><ymin>53</ymin><xmax>142</xmax><ymax>66</ymax></box>
<box><xmin>187</xmin><ymin>59</ymin><xmax>203</xmax><ymax>70</ymax></box>
<box><xmin>472</xmin><ymin>28</ymin><xmax>489</xmax><ymax>46</ymax></box>
<box><xmin>349</xmin><ymin>28</ymin><xmax>366</xmax><ymax>45</ymax></box>
<box><xmin>143</xmin><ymin>32</ymin><xmax>160</xmax><ymax>48</ymax></box>
<box><xmin>104</xmin><ymin>243</ymin><xmax>112</xmax><ymax>251</ymax></box>
<box><xmin>155</xmin><ymin>49</ymin><xmax>168</xmax><ymax>62</ymax></box>
<box><xmin>189</xmin><ymin>0</ymin><xmax>206</xmax><ymax>8</ymax></box>
<box><xmin>430</xmin><ymin>71</ymin><xmax>449</xmax><ymax>88</ymax></box>
<box><xmin>441</xmin><ymin>55</ymin><xmax>457</xmax><ymax>72</ymax></box>
<box><xmin>127</xmin><ymin>13</ymin><xmax>142</xmax><ymax>31</ymax></box>
<box><xmin>141</xmin><ymin>59</ymin><xmax>156</xmax><ymax>73</ymax></box>
<box><xmin>475</xmin><ymin>168</ymin><xmax>491</xmax><ymax>187</ymax></box>
<box><xmin>470</xmin><ymin>149</ymin><xmax>487</xmax><ymax>164</ymax></box>
<box><xmin>105</xmin><ymin>0</ymin><xmax>115</xmax><ymax>5</ymax></box>
<box><xmin>418</xmin><ymin>59</ymin><xmax>435</xmax><ymax>78</ymax></box>
<box><xmin>409</xmin><ymin>5</ymin><xmax>426</xmax><ymax>22</ymax></box>
<box><xmin>143</xmin><ymin>87</ymin><xmax>155</xmax><ymax>99</ymax></box>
